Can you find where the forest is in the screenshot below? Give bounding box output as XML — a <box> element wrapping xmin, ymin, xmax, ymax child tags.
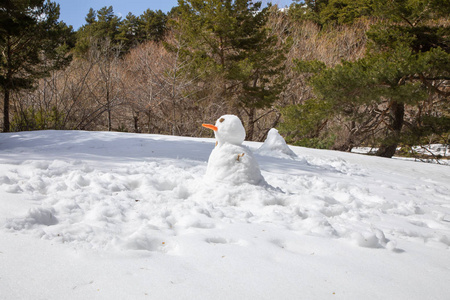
<box><xmin>1</xmin><ymin>0</ymin><xmax>449</xmax><ymax>158</ymax></box>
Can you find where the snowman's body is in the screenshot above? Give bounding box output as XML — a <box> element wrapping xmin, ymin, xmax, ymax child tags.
<box><xmin>202</xmin><ymin>115</ymin><xmax>265</xmax><ymax>185</ymax></box>
<box><xmin>206</xmin><ymin>142</ymin><xmax>264</xmax><ymax>185</ymax></box>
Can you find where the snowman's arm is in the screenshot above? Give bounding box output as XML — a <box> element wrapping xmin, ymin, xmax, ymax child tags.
<box><xmin>236</xmin><ymin>153</ymin><xmax>245</xmax><ymax>162</ymax></box>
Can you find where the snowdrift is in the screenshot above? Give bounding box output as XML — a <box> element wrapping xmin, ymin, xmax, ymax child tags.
<box><xmin>0</xmin><ymin>130</ymin><xmax>449</xmax><ymax>299</ymax></box>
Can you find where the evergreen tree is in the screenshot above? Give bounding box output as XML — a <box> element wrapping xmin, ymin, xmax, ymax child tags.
<box><xmin>0</xmin><ymin>0</ymin><xmax>74</xmax><ymax>132</ymax></box>
<box><xmin>172</xmin><ymin>0</ymin><xmax>287</xmax><ymax>140</ymax></box>
<box><xmin>116</xmin><ymin>10</ymin><xmax>168</xmax><ymax>51</ymax></box>
<box><xmin>293</xmin><ymin>0</ymin><xmax>449</xmax><ymax>157</ymax></box>
<box><xmin>139</xmin><ymin>9</ymin><xmax>167</xmax><ymax>42</ymax></box>
<box><xmin>96</xmin><ymin>6</ymin><xmax>122</xmax><ymax>40</ymax></box>
<box><xmin>79</xmin><ymin>7</ymin><xmax>168</xmax><ymax>55</ymax></box>
<box><xmin>278</xmin><ymin>97</ymin><xmax>334</xmax><ymax>149</ymax></box>
<box><xmin>75</xmin><ymin>6</ymin><xmax>122</xmax><ymax>56</ymax></box>
<box><xmin>366</xmin><ymin>0</ymin><xmax>450</xmax><ymax>156</ymax></box>
<box><xmin>319</xmin><ymin>0</ymin><xmax>374</xmax><ymax>25</ymax></box>
<box><xmin>117</xmin><ymin>12</ymin><xmax>140</xmax><ymax>49</ymax></box>
<box><xmin>85</xmin><ymin>8</ymin><xmax>96</xmax><ymax>25</ymax></box>
<box><xmin>289</xmin><ymin>0</ymin><xmax>374</xmax><ymax>26</ymax></box>
<box><xmin>289</xmin><ymin>0</ymin><xmax>328</xmax><ymax>24</ymax></box>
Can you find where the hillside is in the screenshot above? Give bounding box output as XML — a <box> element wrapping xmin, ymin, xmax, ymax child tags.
<box><xmin>0</xmin><ymin>130</ymin><xmax>449</xmax><ymax>299</ymax></box>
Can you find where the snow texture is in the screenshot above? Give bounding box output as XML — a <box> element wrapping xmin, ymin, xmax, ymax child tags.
<box><xmin>353</xmin><ymin>144</ymin><xmax>450</xmax><ymax>165</ymax></box>
<box><xmin>0</xmin><ymin>130</ymin><xmax>449</xmax><ymax>299</ymax></box>
<box><xmin>257</xmin><ymin>128</ymin><xmax>297</xmax><ymax>159</ymax></box>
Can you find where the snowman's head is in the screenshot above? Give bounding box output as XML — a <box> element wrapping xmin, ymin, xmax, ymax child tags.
<box><xmin>202</xmin><ymin>115</ymin><xmax>246</xmax><ymax>146</ymax></box>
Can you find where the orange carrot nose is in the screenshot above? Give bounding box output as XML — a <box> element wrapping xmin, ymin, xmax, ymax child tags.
<box><xmin>202</xmin><ymin>124</ymin><xmax>218</xmax><ymax>131</ymax></box>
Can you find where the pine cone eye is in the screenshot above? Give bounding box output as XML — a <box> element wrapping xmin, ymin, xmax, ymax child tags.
<box><xmin>219</xmin><ymin>118</ymin><xmax>225</xmax><ymax>123</ymax></box>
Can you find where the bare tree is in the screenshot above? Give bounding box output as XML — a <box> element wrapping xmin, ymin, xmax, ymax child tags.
<box><xmin>123</xmin><ymin>35</ymin><xmax>207</xmax><ymax>136</ymax></box>
<box><xmin>86</xmin><ymin>38</ymin><xmax>125</xmax><ymax>131</ymax></box>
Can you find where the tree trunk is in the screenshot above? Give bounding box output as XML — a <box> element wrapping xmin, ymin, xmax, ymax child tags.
<box><xmin>332</xmin><ymin>121</ymin><xmax>355</xmax><ymax>152</ymax></box>
<box><xmin>246</xmin><ymin>107</ymin><xmax>255</xmax><ymax>141</ymax></box>
<box><xmin>133</xmin><ymin>111</ymin><xmax>139</xmax><ymax>133</ymax></box>
<box><xmin>376</xmin><ymin>101</ymin><xmax>405</xmax><ymax>158</ymax></box>
<box><xmin>146</xmin><ymin>109</ymin><xmax>153</xmax><ymax>133</ymax></box>
<box><xmin>106</xmin><ymin>89</ymin><xmax>112</xmax><ymax>131</ymax></box>
<box><xmin>3</xmin><ymin>34</ymin><xmax>12</xmax><ymax>133</ymax></box>
<box><xmin>3</xmin><ymin>89</ymin><xmax>10</xmax><ymax>132</ymax></box>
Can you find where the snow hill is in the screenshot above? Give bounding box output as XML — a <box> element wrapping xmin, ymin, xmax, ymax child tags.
<box><xmin>0</xmin><ymin>130</ymin><xmax>449</xmax><ymax>299</ymax></box>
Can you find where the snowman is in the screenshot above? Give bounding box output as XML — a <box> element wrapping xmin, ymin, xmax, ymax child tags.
<box><xmin>202</xmin><ymin>115</ymin><xmax>265</xmax><ymax>185</ymax></box>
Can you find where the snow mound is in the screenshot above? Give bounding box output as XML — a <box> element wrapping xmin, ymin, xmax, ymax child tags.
<box><xmin>205</xmin><ymin>143</ymin><xmax>265</xmax><ymax>185</ymax></box>
<box><xmin>7</xmin><ymin>207</ymin><xmax>58</xmax><ymax>230</ymax></box>
<box><xmin>1</xmin><ymin>138</ymin><xmax>448</xmax><ymax>253</ymax></box>
<box><xmin>1</xmin><ymin>131</ymin><xmax>449</xmax><ymax>254</ymax></box>
<box><xmin>257</xmin><ymin>128</ymin><xmax>297</xmax><ymax>159</ymax></box>
<box><xmin>1</xmin><ymin>131</ymin><xmax>450</xmax><ymax>300</ymax></box>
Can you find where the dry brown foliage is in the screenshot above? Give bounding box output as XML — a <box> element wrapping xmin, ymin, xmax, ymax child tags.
<box><xmin>5</xmin><ymin>11</ymin><xmax>377</xmax><ymax>142</ymax></box>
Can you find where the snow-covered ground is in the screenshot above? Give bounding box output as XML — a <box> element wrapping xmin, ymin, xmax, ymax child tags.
<box><xmin>352</xmin><ymin>144</ymin><xmax>450</xmax><ymax>165</ymax></box>
<box><xmin>413</xmin><ymin>144</ymin><xmax>449</xmax><ymax>157</ymax></box>
<box><xmin>1</xmin><ymin>130</ymin><xmax>449</xmax><ymax>299</ymax></box>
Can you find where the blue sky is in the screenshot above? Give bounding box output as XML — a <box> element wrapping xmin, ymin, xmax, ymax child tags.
<box><xmin>55</xmin><ymin>0</ymin><xmax>294</xmax><ymax>30</ymax></box>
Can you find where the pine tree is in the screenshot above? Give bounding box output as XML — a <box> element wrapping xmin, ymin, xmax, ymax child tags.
<box><xmin>298</xmin><ymin>0</ymin><xmax>449</xmax><ymax>157</ymax></box>
<box><xmin>366</xmin><ymin>0</ymin><xmax>450</xmax><ymax>157</ymax></box>
<box><xmin>85</xmin><ymin>8</ymin><xmax>96</xmax><ymax>25</ymax></box>
<box><xmin>289</xmin><ymin>0</ymin><xmax>374</xmax><ymax>26</ymax></box>
<box><xmin>96</xmin><ymin>6</ymin><xmax>122</xmax><ymax>41</ymax></box>
<box><xmin>75</xmin><ymin>6</ymin><xmax>122</xmax><ymax>56</ymax></box>
<box><xmin>139</xmin><ymin>9</ymin><xmax>167</xmax><ymax>42</ymax></box>
<box><xmin>116</xmin><ymin>10</ymin><xmax>168</xmax><ymax>52</ymax></box>
<box><xmin>172</xmin><ymin>0</ymin><xmax>287</xmax><ymax>140</ymax></box>
<box><xmin>0</xmin><ymin>0</ymin><xmax>73</xmax><ymax>132</ymax></box>
<box><xmin>319</xmin><ymin>0</ymin><xmax>374</xmax><ymax>25</ymax></box>
<box><xmin>117</xmin><ymin>12</ymin><xmax>140</xmax><ymax>49</ymax></box>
